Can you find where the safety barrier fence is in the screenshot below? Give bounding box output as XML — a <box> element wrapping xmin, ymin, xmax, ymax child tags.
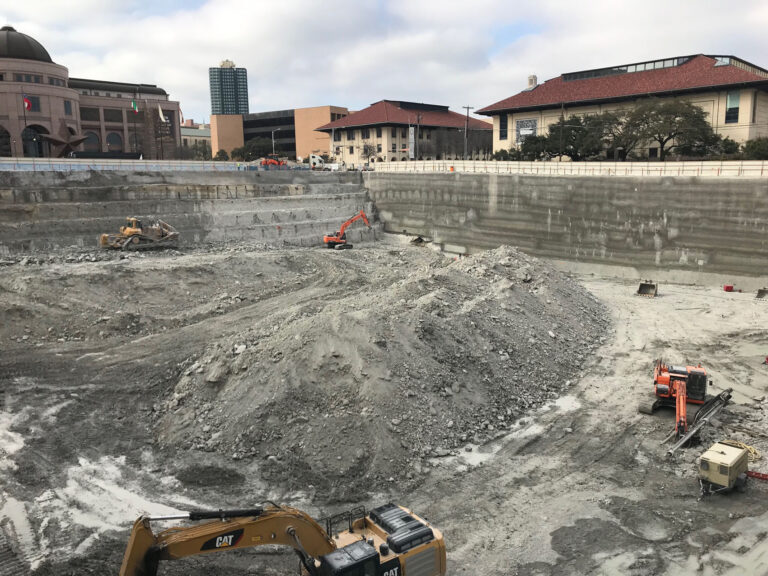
<box><xmin>370</xmin><ymin>160</ymin><xmax>768</xmax><ymax>178</ymax></box>
<box><xmin>0</xmin><ymin>158</ymin><xmax>309</xmax><ymax>172</ymax></box>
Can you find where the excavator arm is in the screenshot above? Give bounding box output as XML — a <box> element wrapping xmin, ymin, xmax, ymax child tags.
<box><xmin>119</xmin><ymin>505</ymin><xmax>337</xmax><ymax>576</ymax></box>
<box><xmin>337</xmin><ymin>210</ymin><xmax>370</xmax><ymax>238</ymax></box>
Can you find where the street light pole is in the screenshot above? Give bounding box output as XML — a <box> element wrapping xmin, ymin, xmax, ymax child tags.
<box><xmin>462</xmin><ymin>106</ymin><xmax>473</xmax><ymax>160</ymax></box>
<box><xmin>271</xmin><ymin>128</ymin><xmax>281</xmax><ymax>155</ymax></box>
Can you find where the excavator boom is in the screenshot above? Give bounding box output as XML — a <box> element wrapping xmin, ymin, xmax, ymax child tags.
<box><xmin>323</xmin><ymin>210</ymin><xmax>371</xmax><ymax>249</ymax></box>
<box><xmin>120</xmin><ymin>505</ymin><xmax>335</xmax><ymax>576</ymax></box>
<box><xmin>120</xmin><ymin>502</ymin><xmax>445</xmax><ymax>576</ymax></box>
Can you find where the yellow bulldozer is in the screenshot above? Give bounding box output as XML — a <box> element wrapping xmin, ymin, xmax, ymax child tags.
<box><xmin>100</xmin><ymin>217</ymin><xmax>179</xmax><ymax>250</ymax></box>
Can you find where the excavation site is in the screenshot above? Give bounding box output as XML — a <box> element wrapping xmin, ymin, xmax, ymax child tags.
<box><xmin>1</xmin><ymin>169</ymin><xmax>767</xmax><ymax>575</ymax></box>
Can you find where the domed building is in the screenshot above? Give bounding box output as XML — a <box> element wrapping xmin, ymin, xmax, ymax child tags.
<box><xmin>0</xmin><ymin>25</ymin><xmax>180</xmax><ymax>158</ymax></box>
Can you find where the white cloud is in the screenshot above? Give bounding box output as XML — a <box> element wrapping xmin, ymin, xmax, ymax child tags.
<box><xmin>1</xmin><ymin>0</ymin><xmax>767</xmax><ymax>122</ymax></box>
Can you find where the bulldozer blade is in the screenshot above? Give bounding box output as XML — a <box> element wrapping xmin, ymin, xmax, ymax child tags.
<box><xmin>757</xmin><ymin>288</ymin><xmax>768</xmax><ymax>299</ymax></box>
<box><xmin>637</xmin><ymin>281</ymin><xmax>658</xmax><ymax>297</ymax></box>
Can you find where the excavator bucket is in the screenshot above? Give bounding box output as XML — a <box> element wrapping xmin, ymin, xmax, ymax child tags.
<box><xmin>756</xmin><ymin>287</ymin><xmax>768</xmax><ymax>299</ymax></box>
<box><xmin>637</xmin><ymin>280</ymin><xmax>658</xmax><ymax>298</ymax></box>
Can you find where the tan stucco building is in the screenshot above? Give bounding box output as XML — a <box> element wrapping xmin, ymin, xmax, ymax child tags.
<box><xmin>210</xmin><ymin>105</ymin><xmax>349</xmax><ymax>159</ymax></box>
<box><xmin>316</xmin><ymin>100</ymin><xmax>492</xmax><ymax>167</ymax></box>
<box><xmin>0</xmin><ymin>25</ymin><xmax>180</xmax><ymax>158</ymax></box>
<box><xmin>478</xmin><ymin>55</ymin><xmax>768</xmax><ymax>158</ymax></box>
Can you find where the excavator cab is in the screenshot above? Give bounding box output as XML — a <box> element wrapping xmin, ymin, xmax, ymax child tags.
<box><xmin>317</xmin><ymin>540</ymin><xmax>379</xmax><ymax>576</ymax></box>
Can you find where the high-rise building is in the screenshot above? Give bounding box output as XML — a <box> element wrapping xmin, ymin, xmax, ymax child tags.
<box><xmin>209</xmin><ymin>59</ymin><xmax>249</xmax><ymax>115</ymax></box>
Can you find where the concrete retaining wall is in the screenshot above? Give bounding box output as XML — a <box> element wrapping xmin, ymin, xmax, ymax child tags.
<box><xmin>366</xmin><ymin>172</ymin><xmax>768</xmax><ymax>278</ymax></box>
<box><xmin>0</xmin><ymin>171</ymin><xmax>377</xmax><ymax>253</ymax></box>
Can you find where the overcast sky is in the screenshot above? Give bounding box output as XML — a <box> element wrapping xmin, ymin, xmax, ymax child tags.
<box><xmin>2</xmin><ymin>1</ymin><xmax>768</xmax><ymax>123</ymax></box>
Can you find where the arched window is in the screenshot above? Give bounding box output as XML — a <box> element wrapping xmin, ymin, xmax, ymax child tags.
<box><xmin>22</xmin><ymin>125</ymin><xmax>50</xmax><ymax>157</ymax></box>
<box><xmin>391</xmin><ymin>157</ymin><xmax>397</xmax><ymax>162</ymax></box>
<box><xmin>83</xmin><ymin>131</ymin><xmax>100</xmax><ymax>152</ymax></box>
<box><xmin>0</xmin><ymin>125</ymin><xmax>11</xmax><ymax>157</ymax></box>
<box><xmin>106</xmin><ymin>132</ymin><xmax>123</xmax><ymax>152</ymax></box>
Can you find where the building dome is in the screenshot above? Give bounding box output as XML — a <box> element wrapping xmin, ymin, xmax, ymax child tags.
<box><xmin>0</xmin><ymin>26</ymin><xmax>52</xmax><ymax>63</ymax></box>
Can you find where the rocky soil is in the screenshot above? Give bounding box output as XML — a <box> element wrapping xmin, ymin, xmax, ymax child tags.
<box><xmin>1</xmin><ymin>240</ymin><xmax>767</xmax><ymax>575</ymax></box>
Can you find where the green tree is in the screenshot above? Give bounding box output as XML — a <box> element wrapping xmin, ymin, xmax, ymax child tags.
<box><xmin>743</xmin><ymin>137</ymin><xmax>768</xmax><ymax>160</ymax></box>
<box><xmin>231</xmin><ymin>138</ymin><xmax>273</xmax><ymax>162</ymax></box>
<box><xmin>213</xmin><ymin>149</ymin><xmax>229</xmax><ymax>161</ymax></box>
<box><xmin>545</xmin><ymin>116</ymin><xmax>604</xmax><ymax>161</ymax></box>
<box><xmin>519</xmin><ymin>135</ymin><xmax>550</xmax><ymax>160</ymax></box>
<box><xmin>600</xmin><ymin>109</ymin><xmax>645</xmax><ymax>160</ymax></box>
<box><xmin>634</xmin><ymin>99</ymin><xmax>714</xmax><ymax>160</ymax></box>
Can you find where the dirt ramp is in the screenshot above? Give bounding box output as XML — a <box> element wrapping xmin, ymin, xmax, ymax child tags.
<box><xmin>154</xmin><ymin>246</ymin><xmax>608</xmax><ymax>500</ymax></box>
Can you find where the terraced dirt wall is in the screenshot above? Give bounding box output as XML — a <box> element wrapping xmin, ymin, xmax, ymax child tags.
<box><xmin>367</xmin><ymin>172</ymin><xmax>768</xmax><ymax>279</ymax></box>
<box><xmin>0</xmin><ymin>170</ymin><xmax>376</xmax><ymax>253</ymax></box>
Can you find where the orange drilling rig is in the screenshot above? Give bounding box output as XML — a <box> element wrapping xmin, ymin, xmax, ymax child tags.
<box><xmin>639</xmin><ymin>359</ymin><xmax>710</xmax><ymax>438</ymax></box>
<box><xmin>323</xmin><ymin>210</ymin><xmax>371</xmax><ymax>249</ymax></box>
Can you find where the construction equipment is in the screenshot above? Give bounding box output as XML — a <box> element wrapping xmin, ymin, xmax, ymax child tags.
<box><xmin>699</xmin><ymin>441</ymin><xmax>749</xmax><ymax>495</ymax></box>
<box><xmin>666</xmin><ymin>388</ymin><xmax>733</xmax><ymax>455</ymax></box>
<box><xmin>100</xmin><ymin>217</ymin><xmax>178</xmax><ymax>250</ymax></box>
<box><xmin>324</xmin><ymin>210</ymin><xmax>371</xmax><ymax>250</ymax></box>
<box><xmin>261</xmin><ymin>154</ymin><xmax>287</xmax><ymax>167</ymax></box>
<box><xmin>120</xmin><ymin>502</ymin><xmax>445</xmax><ymax>576</ymax></box>
<box><xmin>756</xmin><ymin>287</ymin><xmax>768</xmax><ymax>299</ymax></box>
<box><xmin>638</xmin><ymin>359</ymin><xmax>710</xmax><ymax>438</ymax></box>
<box><xmin>636</xmin><ymin>280</ymin><xmax>658</xmax><ymax>297</ymax></box>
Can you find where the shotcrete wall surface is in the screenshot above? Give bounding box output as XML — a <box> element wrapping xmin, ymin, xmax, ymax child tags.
<box><xmin>0</xmin><ymin>171</ymin><xmax>377</xmax><ymax>253</ymax></box>
<box><xmin>366</xmin><ymin>172</ymin><xmax>768</xmax><ymax>279</ymax></box>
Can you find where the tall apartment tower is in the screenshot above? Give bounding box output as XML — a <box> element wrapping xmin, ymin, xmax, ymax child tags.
<box><xmin>209</xmin><ymin>59</ymin><xmax>249</xmax><ymax>115</ymax></box>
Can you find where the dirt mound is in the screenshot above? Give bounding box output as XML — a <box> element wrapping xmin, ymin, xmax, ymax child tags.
<box><xmin>154</xmin><ymin>245</ymin><xmax>607</xmax><ymax>500</ymax></box>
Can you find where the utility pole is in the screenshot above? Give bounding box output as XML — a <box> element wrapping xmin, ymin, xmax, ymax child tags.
<box><xmin>462</xmin><ymin>106</ymin><xmax>473</xmax><ymax>160</ymax></box>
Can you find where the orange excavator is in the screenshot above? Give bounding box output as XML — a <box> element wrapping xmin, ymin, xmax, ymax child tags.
<box><xmin>323</xmin><ymin>210</ymin><xmax>371</xmax><ymax>249</ymax></box>
<box><xmin>639</xmin><ymin>359</ymin><xmax>710</xmax><ymax>437</ymax></box>
<box><xmin>120</xmin><ymin>502</ymin><xmax>445</xmax><ymax>576</ymax></box>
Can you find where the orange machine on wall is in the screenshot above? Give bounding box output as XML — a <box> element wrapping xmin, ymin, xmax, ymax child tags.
<box><xmin>323</xmin><ymin>210</ymin><xmax>371</xmax><ymax>249</ymax></box>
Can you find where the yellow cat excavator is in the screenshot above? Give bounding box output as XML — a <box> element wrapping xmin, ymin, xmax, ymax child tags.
<box><xmin>120</xmin><ymin>502</ymin><xmax>445</xmax><ymax>576</ymax></box>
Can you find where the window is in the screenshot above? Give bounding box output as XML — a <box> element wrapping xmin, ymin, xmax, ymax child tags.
<box><xmin>426</xmin><ymin>130</ymin><xmax>431</xmax><ymax>140</ymax></box>
<box><xmin>719</xmin><ymin>465</ymin><xmax>728</xmax><ymax>475</ymax></box>
<box><xmin>376</xmin><ymin>127</ymin><xmax>382</xmax><ymax>138</ymax></box>
<box><xmin>106</xmin><ymin>132</ymin><xmax>123</xmax><ymax>152</ymax></box>
<box><xmin>391</xmin><ymin>128</ymin><xmax>396</xmax><ymax>138</ymax></box>
<box><xmin>83</xmin><ymin>131</ymin><xmax>100</xmax><ymax>152</ymax></box>
<box><xmin>28</xmin><ymin>96</ymin><xmax>41</xmax><ymax>112</ymax></box>
<box><xmin>335</xmin><ymin>146</ymin><xmax>341</xmax><ymax>154</ymax></box>
<box><xmin>499</xmin><ymin>114</ymin><xmax>508</xmax><ymax>140</ymax></box>
<box><xmin>104</xmin><ymin>109</ymin><xmax>123</xmax><ymax>123</ymax></box>
<box><xmin>700</xmin><ymin>460</ymin><xmax>709</xmax><ymax>470</ymax></box>
<box><xmin>361</xmin><ymin>128</ymin><xmax>370</xmax><ymax>139</ymax></box>
<box><xmin>0</xmin><ymin>73</ymin><xmax>4</xmax><ymax>81</ymax></box>
<box><xmin>80</xmin><ymin>107</ymin><xmax>100</xmax><ymax>122</ymax></box>
<box><xmin>391</xmin><ymin>143</ymin><xmax>396</xmax><ymax>153</ymax></box>
<box><xmin>515</xmin><ymin>118</ymin><xmax>537</xmax><ymax>144</ymax></box>
<box><xmin>377</xmin><ymin>143</ymin><xmax>382</xmax><ymax>153</ymax></box>
<box><xmin>14</xmin><ymin>74</ymin><xmax>22</xmax><ymax>81</ymax></box>
<box><xmin>725</xmin><ymin>91</ymin><xmax>740</xmax><ymax>124</ymax></box>
<box><xmin>401</xmin><ymin>128</ymin><xmax>407</xmax><ymax>138</ymax></box>
<box><xmin>64</xmin><ymin>100</ymin><xmax>72</xmax><ymax>116</ymax></box>
<box><xmin>333</xmin><ymin>131</ymin><xmax>341</xmax><ymax>142</ymax></box>
<box><xmin>348</xmin><ymin>146</ymin><xmax>354</xmax><ymax>154</ymax></box>
<box><xmin>648</xmin><ymin>147</ymin><xmax>659</xmax><ymax>159</ymax></box>
<box><xmin>347</xmin><ymin>129</ymin><xmax>355</xmax><ymax>141</ymax></box>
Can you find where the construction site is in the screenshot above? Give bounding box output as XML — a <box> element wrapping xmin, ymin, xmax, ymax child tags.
<box><xmin>0</xmin><ymin>168</ymin><xmax>767</xmax><ymax>575</ymax></box>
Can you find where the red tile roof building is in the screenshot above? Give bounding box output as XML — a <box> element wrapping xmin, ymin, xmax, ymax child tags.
<box><xmin>477</xmin><ymin>55</ymin><xmax>768</xmax><ymax>156</ymax></box>
<box><xmin>316</xmin><ymin>100</ymin><xmax>492</xmax><ymax>166</ymax></box>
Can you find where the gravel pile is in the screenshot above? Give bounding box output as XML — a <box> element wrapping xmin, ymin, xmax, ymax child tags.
<box><xmin>152</xmin><ymin>245</ymin><xmax>608</xmax><ymax>500</ymax></box>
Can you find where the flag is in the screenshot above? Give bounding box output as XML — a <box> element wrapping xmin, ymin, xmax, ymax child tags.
<box><xmin>22</xmin><ymin>94</ymin><xmax>31</xmax><ymax>111</ymax></box>
<box><xmin>131</xmin><ymin>99</ymin><xmax>138</xmax><ymax>114</ymax></box>
<box><xmin>158</xmin><ymin>104</ymin><xmax>168</xmax><ymax>123</ymax></box>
